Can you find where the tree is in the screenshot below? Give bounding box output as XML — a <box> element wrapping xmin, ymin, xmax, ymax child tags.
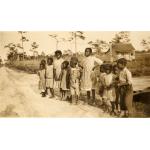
<box><xmin>141</xmin><ymin>38</ymin><xmax>150</xmax><ymax>51</ymax></box>
<box><xmin>112</xmin><ymin>31</ymin><xmax>130</xmax><ymax>44</ymax></box>
<box><xmin>69</xmin><ymin>31</ymin><xmax>85</xmax><ymax>54</ymax></box>
<box><xmin>18</xmin><ymin>31</ymin><xmax>29</xmax><ymax>60</ymax></box>
<box><xmin>30</xmin><ymin>42</ymin><xmax>39</xmax><ymax>59</ymax></box>
<box><xmin>4</xmin><ymin>43</ymin><xmax>18</xmax><ymax>61</ymax></box>
<box><xmin>88</xmin><ymin>39</ymin><xmax>109</xmax><ymax>54</ymax></box>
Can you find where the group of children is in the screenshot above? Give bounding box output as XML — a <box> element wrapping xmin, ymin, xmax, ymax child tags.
<box><xmin>38</xmin><ymin>48</ymin><xmax>133</xmax><ymax>117</ymax></box>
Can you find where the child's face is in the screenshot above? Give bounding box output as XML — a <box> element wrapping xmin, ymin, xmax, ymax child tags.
<box><xmin>55</xmin><ymin>53</ymin><xmax>62</xmax><ymax>59</ymax></box>
<box><xmin>47</xmin><ymin>59</ymin><xmax>53</xmax><ymax>65</ymax></box>
<box><xmin>40</xmin><ymin>64</ymin><xmax>44</xmax><ymax>69</ymax></box>
<box><xmin>70</xmin><ymin>61</ymin><xmax>77</xmax><ymax>68</ymax></box>
<box><xmin>63</xmin><ymin>62</ymin><xmax>68</xmax><ymax>69</ymax></box>
<box><xmin>105</xmin><ymin>69</ymin><xmax>111</xmax><ymax>74</ymax></box>
<box><xmin>85</xmin><ymin>49</ymin><xmax>91</xmax><ymax>57</ymax></box>
<box><xmin>117</xmin><ymin>63</ymin><xmax>125</xmax><ymax>70</ymax></box>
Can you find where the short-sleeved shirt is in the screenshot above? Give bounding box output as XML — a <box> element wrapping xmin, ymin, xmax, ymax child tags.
<box><xmin>53</xmin><ymin>58</ymin><xmax>64</xmax><ymax>79</ymax></box>
<box><xmin>82</xmin><ymin>56</ymin><xmax>103</xmax><ymax>72</ymax></box>
<box><xmin>119</xmin><ymin>67</ymin><xmax>132</xmax><ymax>85</ymax></box>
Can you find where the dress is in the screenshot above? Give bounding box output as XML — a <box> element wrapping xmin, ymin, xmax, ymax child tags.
<box><xmin>38</xmin><ymin>69</ymin><xmax>46</xmax><ymax>91</ymax></box>
<box><xmin>70</xmin><ymin>67</ymin><xmax>81</xmax><ymax>96</ymax></box>
<box><xmin>53</xmin><ymin>58</ymin><xmax>64</xmax><ymax>88</ymax></box>
<box><xmin>60</xmin><ymin>69</ymin><xmax>70</xmax><ymax>91</ymax></box>
<box><xmin>45</xmin><ymin>65</ymin><xmax>54</xmax><ymax>88</ymax></box>
<box><xmin>103</xmin><ymin>73</ymin><xmax>116</xmax><ymax>103</ymax></box>
<box><xmin>81</xmin><ymin>56</ymin><xmax>103</xmax><ymax>91</ymax></box>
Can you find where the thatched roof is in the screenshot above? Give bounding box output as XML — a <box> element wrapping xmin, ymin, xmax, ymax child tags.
<box><xmin>112</xmin><ymin>43</ymin><xmax>135</xmax><ymax>53</ymax></box>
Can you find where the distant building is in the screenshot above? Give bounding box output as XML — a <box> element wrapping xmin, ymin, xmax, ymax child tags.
<box><xmin>112</xmin><ymin>43</ymin><xmax>135</xmax><ymax>61</ymax></box>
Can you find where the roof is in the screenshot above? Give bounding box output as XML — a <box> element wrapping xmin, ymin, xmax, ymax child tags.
<box><xmin>112</xmin><ymin>43</ymin><xmax>135</xmax><ymax>53</ymax></box>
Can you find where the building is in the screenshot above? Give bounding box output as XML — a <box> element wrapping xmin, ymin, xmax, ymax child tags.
<box><xmin>112</xmin><ymin>43</ymin><xmax>135</xmax><ymax>61</ymax></box>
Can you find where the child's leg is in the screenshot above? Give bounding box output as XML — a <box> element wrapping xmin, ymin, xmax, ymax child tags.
<box><xmin>61</xmin><ymin>90</ymin><xmax>64</xmax><ymax>100</ymax></box>
<box><xmin>86</xmin><ymin>91</ymin><xmax>91</xmax><ymax>104</ymax></box>
<box><xmin>72</xmin><ymin>94</ymin><xmax>76</xmax><ymax>104</ymax></box>
<box><xmin>50</xmin><ymin>88</ymin><xmax>54</xmax><ymax>98</ymax></box>
<box><xmin>90</xmin><ymin>89</ymin><xmax>95</xmax><ymax>105</ymax></box>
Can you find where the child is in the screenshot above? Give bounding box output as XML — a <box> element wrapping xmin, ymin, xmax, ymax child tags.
<box><xmin>95</xmin><ymin>64</ymin><xmax>106</xmax><ymax>107</ymax></box>
<box><xmin>112</xmin><ymin>65</ymin><xmax>120</xmax><ymax>114</ymax></box>
<box><xmin>53</xmin><ymin>50</ymin><xmax>64</xmax><ymax>97</ymax></box>
<box><xmin>60</xmin><ymin>61</ymin><xmax>70</xmax><ymax>101</ymax></box>
<box><xmin>70</xmin><ymin>56</ymin><xmax>82</xmax><ymax>105</ymax></box>
<box><xmin>99</xmin><ymin>64</ymin><xmax>106</xmax><ymax>97</ymax></box>
<box><xmin>117</xmin><ymin>58</ymin><xmax>133</xmax><ymax>117</ymax></box>
<box><xmin>37</xmin><ymin>60</ymin><xmax>46</xmax><ymax>97</ymax></box>
<box><xmin>103</xmin><ymin>64</ymin><xmax>116</xmax><ymax>115</ymax></box>
<box><xmin>45</xmin><ymin>57</ymin><xmax>54</xmax><ymax>98</ymax></box>
<box><xmin>81</xmin><ymin>48</ymin><xmax>103</xmax><ymax>104</ymax></box>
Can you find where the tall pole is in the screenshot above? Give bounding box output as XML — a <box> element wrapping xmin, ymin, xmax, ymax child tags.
<box><xmin>75</xmin><ymin>32</ymin><xmax>77</xmax><ymax>55</ymax></box>
<box><xmin>109</xmin><ymin>42</ymin><xmax>113</xmax><ymax>62</ymax></box>
<box><xmin>21</xmin><ymin>32</ymin><xmax>24</xmax><ymax>61</ymax></box>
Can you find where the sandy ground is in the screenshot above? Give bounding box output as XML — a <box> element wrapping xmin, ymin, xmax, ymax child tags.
<box><xmin>0</xmin><ymin>67</ymin><xmax>110</xmax><ymax>117</ymax></box>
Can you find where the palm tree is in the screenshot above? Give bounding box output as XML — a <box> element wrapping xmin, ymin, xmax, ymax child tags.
<box><xmin>70</xmin><ymin>31</ymin><xmax>85</xmax><ymax>54</ymax></box>
<box><xmin>30</xmin><ymin>42</ymin><xmax>39</xmax><ymax>59</ymax></box>
<box><xmin>18</xmin><ymin>31</ymin><xmax>29</xmax><ymax>60</ymax></box>
<box><xmin>48</xmin><ymin>34</ymin><xmax>61</xmax><ymax>50</ymax></box>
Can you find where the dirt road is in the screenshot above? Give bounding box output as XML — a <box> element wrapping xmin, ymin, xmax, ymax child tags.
<box><xmin>0</xmin><ymin>67</ymin><xmax>109</xmax><ymax>117</ymax></box>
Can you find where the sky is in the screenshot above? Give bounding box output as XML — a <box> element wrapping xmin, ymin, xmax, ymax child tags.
<box><xmin>0</xmin><ymin>31</ymin><xmax>150</xmax><ymax>60</ymax></box>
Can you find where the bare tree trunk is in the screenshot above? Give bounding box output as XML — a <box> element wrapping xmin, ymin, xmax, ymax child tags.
<box><xmin>75</xmin><ymin>33</ymin><xmax>77</xmax><ymax>55</ymax></box>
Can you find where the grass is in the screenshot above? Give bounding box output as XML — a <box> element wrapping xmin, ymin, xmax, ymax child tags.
<box><xmin>6</xmin><ymin>52</ymin><xmax>150</xmax><ymax>76</ymax></box>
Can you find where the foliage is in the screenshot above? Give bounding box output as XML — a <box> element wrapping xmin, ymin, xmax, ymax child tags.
<box><xmin>112</xmin><ymin>31</ymin><xmax>130</xmax><ymax>44</ymax></box>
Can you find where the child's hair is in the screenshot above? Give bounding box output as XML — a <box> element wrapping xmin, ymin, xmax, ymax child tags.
<box><xmin>100</xmin><ymin>64</ymin><xmax>105</xmax><ymax>73</ymax></box>
<box><xmin>70</xmin><ymin>56</ymin><xmax>78</xmax><ymax>68</ymax></box>
<box><xmin>39</xmin><ymin>63</ymin><xmax>45</xmax><ymax>70</ymax></box>
<box><xmin>112</xmin><ymin>64</ymin><xmax>118</xmax><ymax>74</ymax></box>
<box><xmin>104</xmin><ymin>64</ymin><xmax>112</xmax><ymax>72</ymax></box>
<box><xmin>55</xmin><ymin>50</ymin><xmax>62</xmax><ymax>56</ymax></box>
<box><xmin>62</xmin><ymin>61</ymin><xmax>69</xmax><ymax>69</ymax></box>
<box><xmin>40</xmin><ymin>59</ymin><xmax>46</xmax><ymax>65</ymax></box>
<box><xmin>47</xmin><ymin>57</ymin><xmax>53</xmax><ymax>64</ymax></box>
<box><xmin>117</xmin><ymin>58</ymin><xmax>127</xmax><ymax>66</ymax></box>
<box><xmin>85</xmin><ymin>47</ymin><xmax>92</xmax><ymax>53</ymax></box>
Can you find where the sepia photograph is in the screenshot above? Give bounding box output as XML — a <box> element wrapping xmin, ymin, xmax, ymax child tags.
<box><xmin>0</xmin><ymin>31</ymin><xmax>150</xmax><ymax>118</ymax></box>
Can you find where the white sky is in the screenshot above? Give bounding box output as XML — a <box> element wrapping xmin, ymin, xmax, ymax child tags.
<box><xmin>0</xmin><ymin>31</ymin><xmax>150</xmax><ymax>60</ymax></box>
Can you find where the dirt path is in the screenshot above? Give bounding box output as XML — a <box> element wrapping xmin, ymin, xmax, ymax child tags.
<box><xmin>0</xmin><ymin>67</ymin><xmax>109</xmax><ymax>117</ymax></box>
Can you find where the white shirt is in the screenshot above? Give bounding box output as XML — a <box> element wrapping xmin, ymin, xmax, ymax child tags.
<box><xmin>82</xmin><ymin>56</ymin><xmax>103</xmax><ymax>72</ymax></box>
<box><xmin>53</xmin><ymin>58</ymin><xmax>64</xmax><ymax>78</ymax></box>
<box><xmin>119</xmin><ymin>67</ymin><xmax>132</xmax><ymax>85</ymax></box>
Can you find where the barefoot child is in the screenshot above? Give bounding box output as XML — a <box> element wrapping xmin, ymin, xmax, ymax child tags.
<box><xmin>53</xmin><ymin>50</ymin><xmax>64</xmax><ymax>97</ymax></box>
<box><xmin>117</xmin><ymin>58</ymin><xmax>133</xmax><ymax>117</ymax></box>
<box><xmin>45</xmin><ymin>57</ymin><xmax>54</xmax><ymax>98</ymax></box>
<box><xmin>60</xmin><ymin>61</ymin><xmax>70</xmax><ymax>101</ymax></box>
<box><xmin>81</xmin><ymin>48</ymin><xmax>103</xmax><ymax>104</ymax></box>
<box><xmin>103</xmin><ymin>64</ymin><xmax>116</xmax><ymax>114</ymax></box>
<box><xmin>70</xmin><ymin>56</ymin><xmax>82</xmax><ymax>105</ymax></box>
<box><xmin>38</xmin><ymin>61</ymin><xmax>46</xmax><ymax>97</ymax></box>
<box><xmin>112</xmin><ymin>65</ymin><xmax>120</xmax><ymax>114</ymax></box>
